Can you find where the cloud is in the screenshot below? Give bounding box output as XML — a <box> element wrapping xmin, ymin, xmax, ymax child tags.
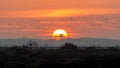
<box><xmin>0</xmin><ymin>14</ymin><xmax>120</xmax><ymax>39</ymax></box>
<box><xmin>0</xmin><ymin>0</ymin><xmax>120</xmax><ymax>11</ymax></box>
<box><xmin>0</xmin><ymin>9</ymin><xmax>120</xmax><ymax>18</ymax></box>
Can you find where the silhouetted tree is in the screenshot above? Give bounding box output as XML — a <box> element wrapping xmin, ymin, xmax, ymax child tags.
<box><xmin>60</xmin><ymin>43</ymin><xmax>78</xmax><ymax>49</ymax></box>
<box><xmin>109</xmin><ymin>47</ymin><xmax>119</xmax><ymax>51</ymax></box>
<box><xmin>26</xmin><ymin>40</ymin><xmax>39</xmax><ymax>49</ymax></box>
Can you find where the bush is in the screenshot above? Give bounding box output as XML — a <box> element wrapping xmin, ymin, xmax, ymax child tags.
<box><xmin>60</xmin><ymin>43</ymin><xmax>78</xmax><ymax>49</ymax></box>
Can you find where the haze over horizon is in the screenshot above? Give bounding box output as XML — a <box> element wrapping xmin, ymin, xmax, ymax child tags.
<box><xmin>0</xmin><ymin>0</ymin><xmax>120</xmax><ymax>40</ymax></box>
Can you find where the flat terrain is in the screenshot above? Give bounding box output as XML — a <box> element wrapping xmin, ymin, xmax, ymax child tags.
<box><xmin>0</xmin><ymin>47</ymin><xmax>120</xmax><ymax>68</ymax></box>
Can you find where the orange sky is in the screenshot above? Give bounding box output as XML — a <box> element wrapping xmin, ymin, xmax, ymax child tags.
<box><xmin>0</xmin><ymin>0</ymin><xmax>120</xmax><ymax>39</ymax></box>
<box><xmin>1</xmin><ymin>0</ymin><xmax>120</xmax><ymax>10</ymax></box>
<box><xmin>0</xmin><ymin>0</ymin><xmax>120</xmax><ymax>18</ymax></box>
<box><xmin>0</xmin><ymin>9</ymin><xmax>120</xmax><ymax>18</ymax></box>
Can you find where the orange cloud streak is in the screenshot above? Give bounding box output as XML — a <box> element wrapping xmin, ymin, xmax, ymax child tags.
<box><xmin>0</xmin><ymin>9</ymin><xmax>120</xmax><ymax>18</ymax></box>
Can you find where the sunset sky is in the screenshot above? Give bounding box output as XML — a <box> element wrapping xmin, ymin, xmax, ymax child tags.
<box><xmin>0</xmin><ymin>0</ymin><xmax>120</xmax><ymax>39</ymax></box>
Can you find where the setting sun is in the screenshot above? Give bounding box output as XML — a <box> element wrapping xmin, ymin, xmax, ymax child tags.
<box><xmin>52</xmin><ymin>29</ymin><xmax>68</xmax><ymax>40</ymax></box>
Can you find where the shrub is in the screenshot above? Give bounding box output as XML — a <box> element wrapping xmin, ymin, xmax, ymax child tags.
<box><xmin>60</xmin><ymin>43</ymin><xmax>78</xmax><ymax>49</ymax></box>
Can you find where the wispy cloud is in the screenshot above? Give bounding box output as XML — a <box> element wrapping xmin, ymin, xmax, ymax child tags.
<box><xmin>0</xmin><ymin>15</ymin><xmax>120</xmax><ymax>39</ymax></box>
<box><xmin>0</xmin><ymin>9</ymin><xmax>120</xmax><ymax>18</ymax></box>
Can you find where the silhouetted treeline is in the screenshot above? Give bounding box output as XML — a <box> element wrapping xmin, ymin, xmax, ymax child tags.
<box><xmin>0</xmin><ymin>45</ymin><xmax>120</xmax><ymax>68</ymax></box>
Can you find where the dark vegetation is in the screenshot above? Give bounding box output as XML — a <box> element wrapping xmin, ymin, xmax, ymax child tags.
<box><xmin>0</xmin><ymin>43</ymin><xmax>120</xmax><ymax>68</ymax></box>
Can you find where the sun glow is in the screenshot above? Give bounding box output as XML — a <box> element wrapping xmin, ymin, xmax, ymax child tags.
<box><xmin>52</xmin><ymin>29</ymin><xmax>68</xmax><ymax>40</ymax></box>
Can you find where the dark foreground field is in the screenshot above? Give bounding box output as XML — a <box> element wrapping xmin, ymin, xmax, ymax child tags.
<box><xmin>0</xmin><ymin>47</ymin><xmax>120</xmax><ymax>68</ymax></box>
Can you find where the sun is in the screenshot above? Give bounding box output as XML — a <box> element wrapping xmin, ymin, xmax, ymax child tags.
<box><xmin>52</xmin><ymin>29</ymin><xmax>68</xmax><ymax>40</ymax></box>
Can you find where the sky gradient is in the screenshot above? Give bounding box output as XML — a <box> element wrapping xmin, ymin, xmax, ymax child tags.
<box><xmin>0</xmin><ymin>0</ymin><xmax>120</xmax><ymax>39</ymax></box>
